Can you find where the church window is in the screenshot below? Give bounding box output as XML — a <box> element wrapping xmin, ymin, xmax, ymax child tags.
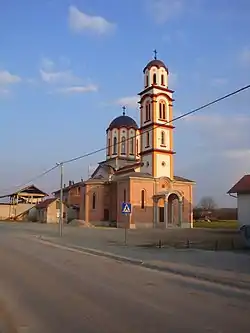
<box><xmin>161</xmin><ymin>74</ymin><xmax>165</xmax><ymax>86</ymax></box>
<box><xmin>92</xmin><ymin>193</ymin><xmax>96</xmax><ymax>210</ymax></box>
<box><xmin>108</xmin><ymin>138</ymin><xmax>111</xmax><ymax>155</ymax></box>
<box><xmin>153</xmin><ymin>73</ymin><xmax>157</xmax><ymax>84</ymax></box>
<box><xmin>113</xmin><ymin>137</ymin><xmax>117</xmax><ymax>154</ymax></box>
<box><xmin>145</xmin><ymin>74</ymin><xmax>149</xmax><ymax>87</ymax></box>
<box><xmin>159</xmin><ymin>103</ymin><xmax>162</xmax><ymax>119</ymax></box>
<box><xmin>136</xmin><ymin>139</ymin><xmax>139</xmax><ymax>155</ymax></box>
<box><xmin>145</xmin><ymin>102</ymin><xmax>151</xmax><ymax>122</ymax></box>
<box><xmin>123</xmin><ymin>189</ymin><xmax>126</xmax><ymax>202</ymax></box>
<box><xmin>129</xmin><ymin>137</ymin><xmax>134</xmax><ymax>154</ymax></box>
<box><xmin>161</xmin><ymin>131</ymin><xmax>166</xmax><ymax>146</ymax></box>
<box><xmin>162</xmin><ymin>102</ymin><xmax>166</xmax><ymax>120</ymax></box>
<box><xmin>159</xmin><ymin>101</ymin><xmax>166</xmax><ymax>120</ymax></box>
<box><xmin>121</xmin><ymin>136</ymin><xmax>126</xmax><ymax>155</ymax></box>
<box><xmin>141</xmin><ymin>190</ymin><xmax>145</xmax><ymax>209</ymax></box>
<box><xmin>146</xmin><ymin>132</ymin><xmax>150</xmax><ymax>147</ymax></box>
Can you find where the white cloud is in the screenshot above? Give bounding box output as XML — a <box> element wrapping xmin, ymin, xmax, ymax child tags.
<box><xmin>0</xmin><ymin>88</ymin><xmax>9</xmax><ymax>95</ymax></box>
<box><xmin>39</xmin><ymin>57</ymin><xmax>98</xmax><ymax>94</ymax></box>
<box><xmin>223</xmin><ymin>149</ymin><xmax>250</xmax><ymax>159</ymax></box>
<box><xmin>68</xmin><ymin>6</ymin><xmax>115</xmax><ymax>35</ymax></box>
<box><xmin>168</xmin><ymin>72</ymin><xmax>178</xmax><ymax>87</ymax></box>
<box><xmin>39</xmin><ymin>57</ymin><xmax>82</xmax><ymax>85</ymax></box>
<box><xmin>147</xmin><ymin>0</ymin><xmax>183</xmax><ymax>23</ymax></box>
<box><xmin>114</xmin><ymin>96</ymin><xmax>139</xmax><ymax>108</ymax></box>
<box><xmin>40</xmin><ymin>69</ymin><xmax>82</xmax><ymax>85</ymax></box>
<box><xmin>55</xmin><ymin>85</ymin><xmax>98</xmax><ymax>94</ymax></box>
<box><xmin>0</xmin><ymin>70</ymin><xmax>21</xmax><ymax>85</ymax></box>
<box><xmin>210</xmin><ymin>77</ymin><xmax>228</xmax><ymax>87</ymax></box>
<box><xmin>239</xmin><ymin>47</ymin><xmax>250</xmax><ymax>66</ymax></box>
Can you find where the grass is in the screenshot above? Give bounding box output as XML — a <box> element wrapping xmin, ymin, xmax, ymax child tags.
<box><xmin>193</xmin><ymin>220</ymin><xmax>238</xmax><ymax>229</ymax></box>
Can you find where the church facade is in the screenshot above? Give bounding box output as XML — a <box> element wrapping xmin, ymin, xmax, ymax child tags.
<box><xmin>79</xmin><ymin>56</ymin><xmax>195</xmax><ymax>228</ymax></box>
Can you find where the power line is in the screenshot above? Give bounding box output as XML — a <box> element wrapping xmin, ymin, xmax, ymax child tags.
<box><xmin>62</xmin><ymin>83</ymin><xmax>250</xmax><ymax>164</ymax></box>
<box><xmin>1</xmin><ymin>83</ymin><xmax>249</xmax><ymax>194</ymax></box>
<box><xmin>0</xmin><ymin>165</ymin><xmax>59</xmax><ymax>196</ymax></box>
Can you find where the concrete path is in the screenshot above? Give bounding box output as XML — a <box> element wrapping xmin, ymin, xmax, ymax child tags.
<box><xmin>1</xmin><ymin>230</ymin><xmax>250</xmax><ymax>332</ymax></box>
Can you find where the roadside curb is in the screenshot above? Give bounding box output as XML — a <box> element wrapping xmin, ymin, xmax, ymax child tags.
<box><xmin>34</xmin><ymin>235</ymin><xmax>250</xmax><ymax>292</ymax></box>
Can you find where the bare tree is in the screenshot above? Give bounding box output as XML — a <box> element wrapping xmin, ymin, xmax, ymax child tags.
<box><xmin>198</xmin><ymin>196</ymin><xmax>217</xmax><ymax>212</ymax></box>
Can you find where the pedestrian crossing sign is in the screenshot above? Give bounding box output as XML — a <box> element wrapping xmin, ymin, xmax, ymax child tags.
<box><xmin>122</xmin><ymin>202</ymin><xmax>131</xmax><ymax>214</ymax></box>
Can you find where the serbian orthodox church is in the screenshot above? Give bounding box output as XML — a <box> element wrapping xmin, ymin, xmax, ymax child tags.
<box><xmin>79</xmin><ymin>54</ymin><xmax>195</xmax><ymax>228</ymax></box>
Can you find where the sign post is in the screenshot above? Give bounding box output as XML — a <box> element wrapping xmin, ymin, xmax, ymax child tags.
<box><xmin>121</xmin><ymin>202</ymin><xmax>132</xmax><ymax>245</ymax></box>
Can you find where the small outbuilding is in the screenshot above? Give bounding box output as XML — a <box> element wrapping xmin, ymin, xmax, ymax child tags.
<box><xmin>227</xmin><ymin>174</ymin><xmax>250</xmax><ymax>247</ymax></box>
<box><xmin>36</xmin><ymin>198</ymin><xmax>67</xmax><ymax>224</ymax></box>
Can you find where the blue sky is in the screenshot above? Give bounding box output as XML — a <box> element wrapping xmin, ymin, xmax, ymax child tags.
<box><xmin>0</xmin><ymin>0</ymin><xmax>250</xmax><ymax>207</ymax></box>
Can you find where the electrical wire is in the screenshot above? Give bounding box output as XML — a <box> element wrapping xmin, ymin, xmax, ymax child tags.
<box><xmin>1</xmin><ymin>83</ymin><xmax>249</xmax><ymax>194</ymax></box>
<box><xmin>62</xmin><ymin>83</ymin><xmax>250</xmax><ymax>164</ymax></box>
<box><xmin>0</xmin><ymin>165</ymin><xmax>59</xmax><ymax>196</ymax></box>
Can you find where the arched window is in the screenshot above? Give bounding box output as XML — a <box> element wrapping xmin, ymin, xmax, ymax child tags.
<box><xmin>108</xmin><ymin>138</ymin><xmax>111</xmax><ymax>155</ymax></box>
<box><xmin>113</xmin><ymin>137</ymin><xmax>117</xmax><ymax>154</ymax></box>
<box><xmin>161</xmin><ymin>74</ymin><xmax>165</xmax><ymax>86</ymax></box>
<box><xmin>162</xmin><ymin>102</ymin><xmax>166</xmax><ymax>120</ymax></box>
<box><xmin>129</xmin><ymin>137</ymin><xmax>134</xmax><ymax>154</ymax></box>
<box><xmin>159</xmin><ymin>103</ymin><xmax>162</xmax><ymax>119</ymax></box>
<box><xmin>141</xmin><ymin>190</ymin><xmax>145</xmax><ymax>209</ymax></box>
<box><xmin>145</xmin><ymin>75</ymin><xmax>149</xmax><ymax>87</ymax></box>
<box><xmin>145</xmin><ymin>102</ymin><xmax>151</xmax><ymax>121</ymax></box>
<box><xmin>123</xmin><ymin>189</ymin><xmax>126</xmax><ymax>202</ymax></box>
<box><xmin>159</xmin><ymin>101</ymin><xmax>166</xmax><ymax>120</ymax></box>
<box><xmin>121</xmin><ymin>136</ymin><xmax>126</xmax><ymax>155</ymax></box>
<box><xmin>92</xmin><ymin>193</ymin><xmax>96</xmax><ymax>210</ymax></box>
<box><xmin>153</xmin><ymin>73</ymin><xmax>157</xmax><ymax>84</ymax></box>
<box><xmin>146</xmin><ymin>132</ymin><xmax>150</xmax><ymax>147</ymax></box>
<box><xmin>161</xmin><ymin>131</ymin><xmax>165</xmax><ymax>146</ymax></box>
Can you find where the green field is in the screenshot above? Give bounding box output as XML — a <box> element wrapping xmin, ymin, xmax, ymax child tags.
<box><xmin>193</xmin><ymin>220</ymin><xmax>238</xmax><ymax>229</ymax></box>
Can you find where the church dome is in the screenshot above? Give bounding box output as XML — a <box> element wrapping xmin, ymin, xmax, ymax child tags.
<box><xmin>143</xmin><ymin>59</ymin><xmax>168</xmax><ymax>73</ymax></box>
<box><xmin>107</xmin><ymin>113</ymin><xmax>138</xmax><ymax>131</ymax></box>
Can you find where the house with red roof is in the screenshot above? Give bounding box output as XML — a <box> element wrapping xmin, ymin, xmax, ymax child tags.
<box><xmin>36</xmin><ymin>198</ymin><xmax>67</xmax><ymax>224</ymax></box>
<box><xmin>227</xmin><ymin>174</ymin><xmax>250</xmax><ymax>228</ymax></box>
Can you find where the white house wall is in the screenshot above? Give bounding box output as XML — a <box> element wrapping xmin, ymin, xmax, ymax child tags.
<box><xmin>238</xmin><ymin>194</ymin><xmax>250</xmax><ymax>227</ymax></box>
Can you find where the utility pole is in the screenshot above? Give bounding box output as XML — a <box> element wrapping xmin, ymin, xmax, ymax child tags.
<box><xmin>57</xmin><ymin>162</ymin><xmax>64</xmax><ymax>237</ymax></box>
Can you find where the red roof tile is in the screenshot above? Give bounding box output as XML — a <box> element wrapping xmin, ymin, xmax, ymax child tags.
<box><xmin>36</xmin><ymin>198</ymin><xmax>57</xmax><ymax>209</ymax></box>
<box><xmin>227</xmin><ymin>175</ymin><xmax>250</xmax><ymax>194</ymax></box>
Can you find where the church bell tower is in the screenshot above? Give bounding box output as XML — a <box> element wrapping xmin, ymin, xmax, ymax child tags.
<box><xmin>138</xmin><ymin>50</ymin><xmax>175</xmax><ymax>179</ymax></box>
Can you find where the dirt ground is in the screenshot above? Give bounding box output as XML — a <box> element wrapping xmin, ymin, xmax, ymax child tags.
<box><xmin>123</xmin><ymin>228</ymin><xmax>246</xmax><ymax>251</ymax></box>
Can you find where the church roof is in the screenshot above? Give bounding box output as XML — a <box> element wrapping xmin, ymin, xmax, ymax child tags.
<box><xmin>107</xmin><ymin>114</ymin><xmax>138</xmax><ymax>131</ymax></box>
<box><xmin>143</xmin><ymin>59</ymin><xmax>168</xmax><ymax>73</ymax></box>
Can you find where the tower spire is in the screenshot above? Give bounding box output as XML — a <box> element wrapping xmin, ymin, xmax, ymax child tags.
<box><xmin>153</xmin><ymin>49</ymin><xmax>157</xmax><ymax>60</ymax></box>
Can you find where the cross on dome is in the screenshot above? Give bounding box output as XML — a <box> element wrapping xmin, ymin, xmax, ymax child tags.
<box><xmin>153</xmin><ymin>49</ymin><xmax>158</xmax><ymax>60</ymax></box>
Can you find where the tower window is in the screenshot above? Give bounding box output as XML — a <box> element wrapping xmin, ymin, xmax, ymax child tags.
<box><xmin>145</xmin><ymin>74</ymin><xmax>149</xmax><ymax>87</ymax></box>
<box><xmin>108</xmin><ymin>138</ymin><xmax>111</xmax><ymax>155</ymax></box>
<box><xmin>161</xmin><ymin>74</ymin><xmax>165</xmax><ymax>86</ymax></box>
<box><xmin>123</xmin><ymin>189</ymin><xmax>126</xmax><ymax>202</ymax></box>
<box><xmin>141</xmin><ymin>190</ymin><xmax>145</xmax><ymax>209</ymax></box>
<box><xmin>153</xmin><ymin>73</ymin><xmax>157</xmax><ymax>85</ymax></box>
<box><xmin>113</xmin><ymin>137</ymin><xmax>117</xmax><ymax>154</ymax></box>
<box><xmin>136</xmin><ymin>139</ymin><xmax>139</xmax><ymax>156</ymax></box>
<box><xmin>92</xmin><ymin>193</ymin><xmax>96</xmax><ymax>210</ymax></box>
<box><xmin>146</xmin><ymin>132</ymin><xmax>150</xmax><ymax>147</ymax></box>
<box><xmin>159</xmin><ymin>101</ymin><xmax>166</xmax><ymax>120</ymax></box>
<box><xmin>145</xmin><ymin>102</ymin><xmax>151</xmax><ymax>122</ymax></box>
<box><xmin>121</xmin><ymin>136</ymin><xmax>126</xmax><ymax>155</ymax></box>
<box><xmin>129</xmin><ymin>137</ymin><xmax>134</xmax><ymax>154</ymax></box>
<box><xmin>161</xmin><ymin>131</ymin><xmax>166</xmax><ymax>146</ymax></box>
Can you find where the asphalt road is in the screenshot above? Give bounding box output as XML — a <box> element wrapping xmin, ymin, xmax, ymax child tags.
<box><xmin>0</xmin><ymin>229</ymin><xmax>250</xmax><ymax>333</ymax></box>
